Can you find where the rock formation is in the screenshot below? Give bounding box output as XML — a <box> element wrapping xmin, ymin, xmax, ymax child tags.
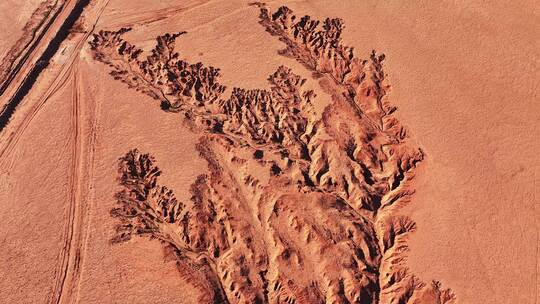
<box><xmin>91</xmin><ymin>4</ymin><xmax>456</xmax><ymax>304</ymax></box>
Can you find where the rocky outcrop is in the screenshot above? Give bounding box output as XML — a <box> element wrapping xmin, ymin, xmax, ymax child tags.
<box><xmin>96</xmin><ymin>4</ymin><xmax>456</xmax><ymax>304</ymax></box>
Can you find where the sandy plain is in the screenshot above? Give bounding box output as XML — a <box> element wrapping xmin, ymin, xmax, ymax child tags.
<box><xmin>0</xmin><ymin>1</ymin><xmax>538</xmax><ymax>303</ymax></box>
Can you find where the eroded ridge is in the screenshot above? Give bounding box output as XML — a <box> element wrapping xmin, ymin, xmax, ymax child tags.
<box><xmin>98</xmin><ymin>5</ymin><xmax>456</xmax><ymax>304</ymax></box>
<box><xmin>113</xmin><ymin>149</ymin><xmax>229</xmax><ymax>303</ymax></box>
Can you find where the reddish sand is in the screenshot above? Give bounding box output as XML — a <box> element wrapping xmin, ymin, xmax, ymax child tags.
<box><xmin>0</xmin><ymin>1</ymin><xmax>537</xmax><ymax>303</ymax></box>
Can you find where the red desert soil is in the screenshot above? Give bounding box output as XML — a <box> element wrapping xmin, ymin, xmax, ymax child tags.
<box><xmin>0</xmin><ymin>1</ymin><xmax>537</xmax><ymax>303</ymax></box>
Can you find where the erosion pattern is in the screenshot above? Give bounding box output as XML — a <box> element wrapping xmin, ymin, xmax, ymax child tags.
<box><xmin>90</xmin><ymin>5</ymin><xmax>456</xmax><ymax>304</ymax></box>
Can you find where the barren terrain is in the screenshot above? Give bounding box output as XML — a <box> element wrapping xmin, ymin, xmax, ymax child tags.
<box><xmin>0</xmin><ymin>1</ymin><xmax>537</xmax><ymax>304</ymax></box>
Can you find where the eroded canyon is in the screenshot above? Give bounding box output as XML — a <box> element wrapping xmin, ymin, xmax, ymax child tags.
<box><xmin>90</xmin><ymin>5</ymin><xmax>454</xmax><ymax>303</ymax></box>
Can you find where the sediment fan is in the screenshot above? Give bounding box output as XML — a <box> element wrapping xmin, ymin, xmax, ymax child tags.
<box><xmin>90</xmin><ymin>4</ymin><xmax>456</xmax><ymax>304</ymax></box>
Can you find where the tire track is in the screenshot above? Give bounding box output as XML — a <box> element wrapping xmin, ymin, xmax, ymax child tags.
<box><xmin>48</xmin><ymin>60</ymin><xmax>82</xmax><ymax>304</ymax></box>
<box><xmin>0</xmin><ymin>58</ymin><xmax>72</xmax><ymax>159</ymax></box>
<box><xmin>0</xmin><ymin>38</ymin><xmax>84</xmax><ymax>179</ymax></box>
<box><xmin>0</xmin><ymin>0</ymin><xmax>93</xmax><ymax>133</ymax></box>
<box><xmin>73</xmin><ymin>63</ymin><xmax>101</xmax><ymax>303</ymax></box>
<box><xmin>0</xmin><ymin>32</ymin><xmax>86</xmax><ymax>302</ymax></box>
<box><xmin>104</xmin><ymin>0</ymin><xmax>215</xmax><ymax>29</ymax></box>
<box><xmin>0</xmin><ymin>0</ymin><xmax>64</xmax><ymax>96</ymax></box>
<box><xmin>48</xmin><ymin>3</ymin><xmax>111</xmax><ymax>303</ymax></box>
<box><xmin>50</xmin><ymin>51</ymin><xmax>101</xmax><ymax>304</ymax></box>
<box><xmin>0</xmin><ymin>1</ymin><xmax>109</xmax><ymax>302</ymax></box>
<box><xmin>0</xmin><ymin>0</ymin><xmax>109</xmax><ymax>166</ymax></box>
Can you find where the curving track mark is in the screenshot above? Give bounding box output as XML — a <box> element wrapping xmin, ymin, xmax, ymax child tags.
<box><xmin>0</xmin><ymin>34</ymin><xmax>82</xmax><ymax>170</ymax></box>
<box><xmin>0</xmin><ymin>56</ymin><xmax>75</xmax><ymax>172</ymax></box>
<box><xmin>0</xmin><ymin>0</ymin><xmax>94</xmax><ymax>133</ymax></box>
<box><xmin>0</xmin><ymin>1</ymin><xmax>104</xmax><ymax>160</ymax></box>
<box><xmin>0</xmin><ymin>0</ymin><xmax>63</xmax><ymax>96</ymax></box>
<box><xmin>0</xmin><ymin>0</ymin><xmax>110</xmax><ymax>161</ymax></box>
